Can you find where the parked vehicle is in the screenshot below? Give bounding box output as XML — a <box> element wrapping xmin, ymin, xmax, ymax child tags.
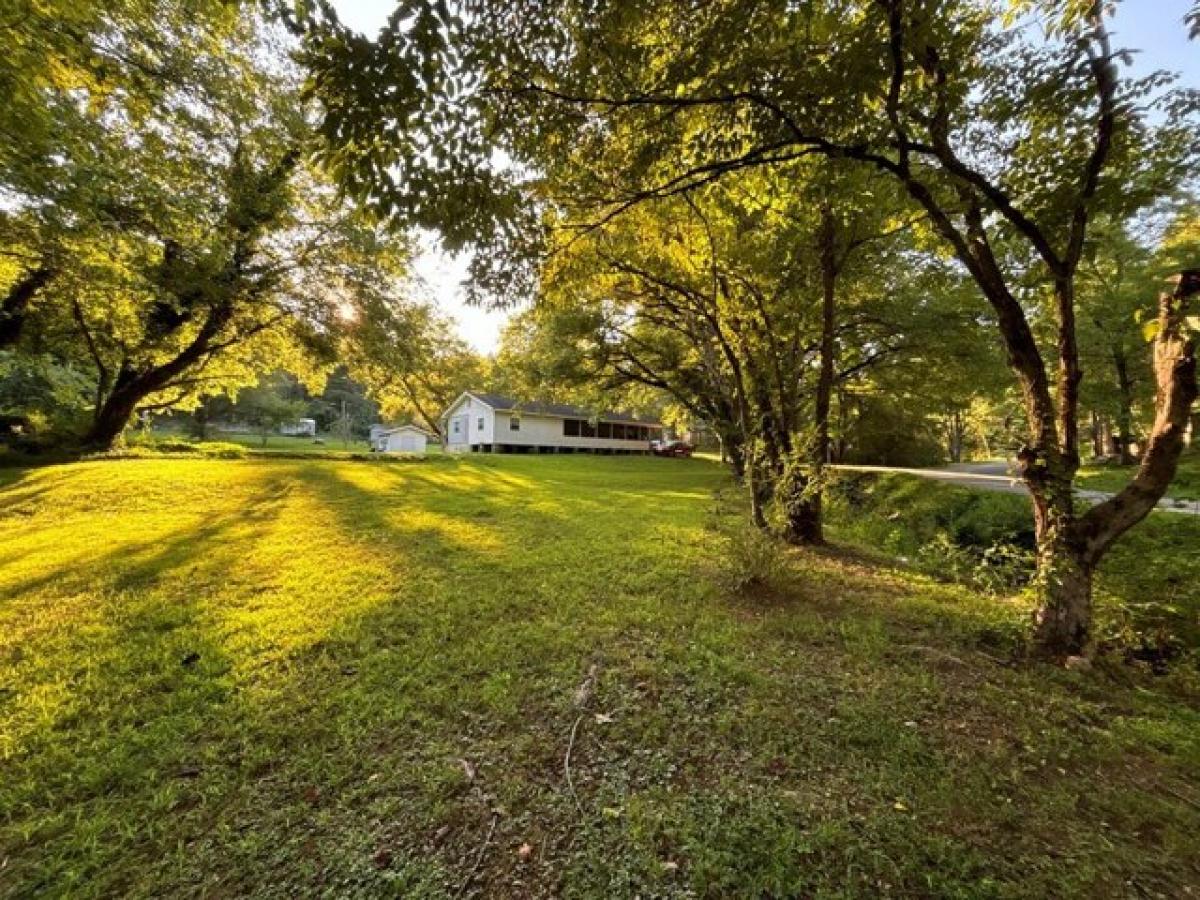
<box><xmin>652</xmin><ymin>440</ymin><xmax>694</xmax><ymax>458</ymax></box>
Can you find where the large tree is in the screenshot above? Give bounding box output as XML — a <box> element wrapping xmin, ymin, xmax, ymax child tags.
<box><xmin>532</xmin><ymin>163</ymin><xmax>939</xmax><ymax>540</ymax></box>
<box><xmin>1</xmin><ymin>4</ymin><xmax>434</xmax><ymax>450</ymax></box>
<box><xmin>0</xmin><ymin>0</ymin><xmax>242</xmax><ymax>353</ymax></box>
<box><xmin>300</xmin><ymin>0</ymin><xmax>1200</xmax><ymax>655</ymax></box>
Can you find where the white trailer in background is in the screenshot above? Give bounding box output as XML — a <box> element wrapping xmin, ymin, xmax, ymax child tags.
<box><xmin>280</xmin><ymin>418</ymin><xmax>317</xmax><ymax>437</ymax></box>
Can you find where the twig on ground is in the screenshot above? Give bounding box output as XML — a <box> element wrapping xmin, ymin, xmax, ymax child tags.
<box><xmin>564</xmin><ymin>713</ymin><xmax>586</xmax><ymax>817</ymax></box>
<box><xmin>895</xmin><ymin>643</ymin><xmax>969</xmax><ymax>667</ymax></box>
<box><xmin>896</xmin><ymin>643</ymin><xmax>1008</xmax><ymax>668</ymax></box>
<box><xmin>574</xmin><ymin>663</ymin><xmax>599</xmax><ymax>709</ymax></box>
<box><xmin>454</xmin><ymin>811</ymin><xmax>499</xmax><ymax>899</ymax></box>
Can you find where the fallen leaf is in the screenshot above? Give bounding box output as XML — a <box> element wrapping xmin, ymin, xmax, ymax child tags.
<box><xmin>517</xmin><ymin>842</ymin><xmax>534</xmax><ymax>861</ymax></box>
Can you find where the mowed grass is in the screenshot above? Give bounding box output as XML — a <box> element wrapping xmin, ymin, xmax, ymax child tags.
<box><xmin>1078</xmin><ymin>450</ymin><xmax>1200</xmax><ymax>503</ymax></box>
<box><xmin>1</xmin><ymin>456</ymin><xmax>1199</xmax><ymax>898</ymax></box>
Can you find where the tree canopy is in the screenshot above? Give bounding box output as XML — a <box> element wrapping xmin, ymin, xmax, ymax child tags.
<box><xmin>297</xmin><ymin>0</ymin><xmax>1200</xmax><ymax>655</ymax></box>
<box><xmin>0</xmin><ymin>1</ymin><xmax>469</xmax><ymax>450</ymax></box>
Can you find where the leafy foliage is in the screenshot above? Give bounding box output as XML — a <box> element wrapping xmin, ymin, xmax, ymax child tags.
<box><xmin>298</xmin><ymin>0</ymin><xmax>1200</xmax><ymax>652</ymax></box>
<box><xmin>0</xmin><ymin>3</ymin><xmax>474</xmax><ymax>450</ymax></box>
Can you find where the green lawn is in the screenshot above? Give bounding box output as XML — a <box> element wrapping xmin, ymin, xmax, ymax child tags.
<box><xmin>1078</xmin><ymin>450</ymin><xmax>1200</xmax><ymax>503</ymax></box>
<box><xmin>2</xmin><ymin>455</ymin><xmax>1199</xmax><ymax>897</ymax></box>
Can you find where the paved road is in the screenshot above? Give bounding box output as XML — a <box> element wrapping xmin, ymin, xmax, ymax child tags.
<box><xmin>831</xmin><ymin>462</ymin><xmax>1200</xmax><ymax>516</ymax></box>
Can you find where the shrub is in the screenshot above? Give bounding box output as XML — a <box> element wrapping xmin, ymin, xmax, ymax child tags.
<box><xmin>85</xmin><ymin>439</ymin><xmax>248</xmax><ymax>461</ymax></box>
<box><xmin>706</xmin><ymin>485</ymin><xmax>786</xmax><ymax>595</ymax></box>
<box><xmin>914</xmin><ymin>533</ymin><xmax>1034</xmax><ymax>594</ymax></box>
<box><xmin>717</xmin><ymin>523</ymin><xmax>786</xmax><ymax>595</ymax></box>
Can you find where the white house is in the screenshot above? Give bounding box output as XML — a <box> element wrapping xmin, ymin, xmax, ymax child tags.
<box><xmin>371</xmin><ymin>424</ymin><xmax>431</xmax><ymax>454</ymax></box>
<box><xmin>440</xmin><ymin>391</ymin><xmax>663</xmax><ymax>454</ymax></box>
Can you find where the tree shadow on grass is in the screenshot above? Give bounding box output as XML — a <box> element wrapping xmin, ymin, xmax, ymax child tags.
<box><xmin>1</xmin><ymin>460</ymin><xmax>560</xmax><ymax>896</ymax></box>
<box><xmin>12</xmin><ymin>459</ymin><xmax>1200</xmax><ymax>898</ymax></box>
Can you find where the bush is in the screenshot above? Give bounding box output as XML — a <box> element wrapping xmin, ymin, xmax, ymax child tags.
<box><xmin>705</xmin><ymin>485</ymin><xmax>786</xmax><ymax>595</ymax></box>
<box><xmin>914</xmin><ymin>533</ymin><xmax>1034</xmax><ymax>594</ymax></box>
<box><xmin>717</xmin><ymin>524</ymin><xmax>787</xmax><ymax>595</ymax></box>
<box><xmin>826</xmin><ymin>473</ymin><xmax>1034</xmax><ymax>555</ymax></box>
<box><xmin>86</xmin><ymin>439</ymin><xmax>248</xmax><ymax>460</ymax></box>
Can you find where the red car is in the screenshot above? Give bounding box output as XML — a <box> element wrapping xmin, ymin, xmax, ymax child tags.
<box><xmin>652</xmin><ymin>439</ymin><xmax>694</xmax><ymax>458</ymax></box>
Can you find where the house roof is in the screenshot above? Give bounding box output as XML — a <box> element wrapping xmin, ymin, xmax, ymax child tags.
<box><xmin>452</xmin><ymin>392</ymin><xmax>661</xmax><ymax>426</ymax></box>
<box><xmin>378</xmin><ymin>424</ymin><xmax>433</xmax><ymax>436</ymax></box>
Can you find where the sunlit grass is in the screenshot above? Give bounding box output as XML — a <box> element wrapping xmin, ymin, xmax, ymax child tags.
<box><xmin>2</xmin><ymin>455</ymin><xmax>1198</xmax><ymax>897</ymax></box>
<box><xmin>1078</xmin><ymin>450</ymin><xmax>1200</xmax><ymax>502</ymax></box>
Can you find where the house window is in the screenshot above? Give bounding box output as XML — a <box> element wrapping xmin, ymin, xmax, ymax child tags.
<box><xmin>477</xmin><ymin>417</ymin><xmax>484</xmax><ymax>430</ymax></box>
<box><xmin>452</xmin><ymin>420</ymin><xmax>461</xmax><ymax>434</ymax></box>
<box><xmin>563</xmin><ymin>418</ymin><xmax>581</xmax><ymax>437</ymax></box>
<box><xmin>581</xmin><ymin>420</ymin><xmax>596</xmax><ymax>437</ymax></box>
<box><xmin>598</xmin><ymin>422</ymin><xmax>611</xmax><ymax>438</ymax></box>
<box><xmin>510</xmin><ymin>416</ymin><xmax>520</xmax><ymax>431</ymax></box>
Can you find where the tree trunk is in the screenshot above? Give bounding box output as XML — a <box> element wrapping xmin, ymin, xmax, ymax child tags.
<box><xmin>85</xmin><ymin>387</ymin><xmax>141</xmax><ymax>451</ymax></box>
<box><xmin>831</xmin><ymin>388</ymin><xmax>850</xmax><ymax>463</ymax></box>
<box><xmin>779</xmin><ymin>451</ymin><xmax>823</xmax><ymax>544</ymax></box>
<box><xmin>946</xmin><ymin>409</ymin><xmax>966</xmax><ymax>463</ymax></box>
<box><xmin>783</xmin><ymin>202</ymin><xmax>838</xmax><ymax>545</ymax></box>
<box><xmin>1028</xmin><ymin>472</ymin><xmax>1093</xmax><ymax>655</ymax></box>
<box><xmin>1113</xmin><ymin>346</ymin><xmax>1137</xmax><ymax>465</ymax></box>
<box><xmin>0</xmin><ymin>266</ymin><xmax>55</xmax><ymax>349</ymax></box>
<box><xmin>192</xmin><ymin>400</ymin><xmax>212</xmax><ymax>441</ymax></box>
<box><xmin>746</xmin><ymin>446</ymin><xmax>771</xmax><ymax>530</ymax></box>
<box><xmin>720</xmin><ymin>427</ymin><xmax>746</xmax><ymax>480</ymax></box>
<box><xmin>1032</xmin><ymin>538</ymin><xmax>1094</xmax><ymax>656</ymax></box>
<box><xmin>1030</xmin><ymin>271</ymin><xmax>1200</xmax><ymax>656</ymax></box>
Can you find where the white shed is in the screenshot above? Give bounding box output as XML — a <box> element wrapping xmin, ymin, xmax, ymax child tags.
<box><xmin>372</xmin><ymin>424</ymin><xmax>430</xmax><ymax>454</ymax></box>
<box><xmin>440</xmin><ymin>391</ymin><xmax>663</xmax><ymax>455</ymax></box>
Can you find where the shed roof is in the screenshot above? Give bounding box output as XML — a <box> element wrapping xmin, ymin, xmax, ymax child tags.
<box><xmin>379</xmin><ymin>424</ymin><xmax>433</xmax><ymax>436</ymax></box>
<box><xmin>458</xmin><ymin>392</ymin><xmax>661</xmax><ymax>426</ymax></box>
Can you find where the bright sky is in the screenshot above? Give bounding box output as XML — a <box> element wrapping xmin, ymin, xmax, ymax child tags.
<box><xmin>329</xmin><ymin>0</ymin><xmax>1200</xmax><ymax>354</ymax></box>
